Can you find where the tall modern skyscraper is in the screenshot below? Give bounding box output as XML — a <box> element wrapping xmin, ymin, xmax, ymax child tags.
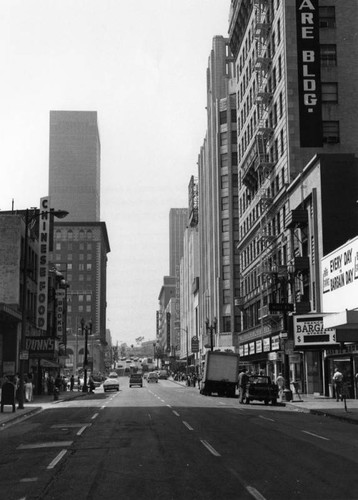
<box><xmin>49</xmin><ymin>111</ymin><xmax>100</xmax><ymax>222</ymax></box>
<box><xmin>48</xmin><ymin>110</ymin><xmax>110</xmax><ymax>374</ymax></box>
<box><xmin>169</xmin><ymin>208</ymin><xmax>188</xmax><ymax>277</ymax></box>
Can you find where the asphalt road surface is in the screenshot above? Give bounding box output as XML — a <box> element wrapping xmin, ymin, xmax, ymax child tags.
<box><xmin>1</xmin><ymin>378</ymin><xmax>358</xmax><ymax>500</ymax></box>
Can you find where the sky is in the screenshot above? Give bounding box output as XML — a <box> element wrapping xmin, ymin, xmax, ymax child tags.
<box><xmin>0</xmin><ymin>0</ymin><xmax>230</xmax><ymax>347</ymax></box>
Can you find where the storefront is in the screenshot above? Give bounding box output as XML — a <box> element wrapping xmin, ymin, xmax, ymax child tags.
<box><xmin>293</xmin><ymin>314</ymin><xmax>339</xmax><ymax>395</ymax></box>
<box><xmin>322</xmin><ymin>237</ymin><xmax>358</xmax><ymax>398</ymax></box>
<box><xmin>239</xmin><ymin>334</ymin><xmax>284</xmax><ymax>382</ymax></box>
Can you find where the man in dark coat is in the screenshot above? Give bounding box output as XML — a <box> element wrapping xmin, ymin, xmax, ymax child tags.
<box><xmin>238</xmin><ymin>367</ymin><xmax>249</xmax><ymax>403</ymax></box>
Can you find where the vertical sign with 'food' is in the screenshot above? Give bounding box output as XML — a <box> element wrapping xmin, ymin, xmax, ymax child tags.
<box><xmin>296</xmin><ymin>0</ymin><xmax>323</xmax><ymax>147</ymax></box>
<box><xmin>37</xmin><ymin>197</ymin><xmax>50</xmax><ymax>331</ymax></box>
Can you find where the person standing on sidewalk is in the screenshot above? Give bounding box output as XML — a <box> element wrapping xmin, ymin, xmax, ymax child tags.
<box><xmin>333</xmin><ymin>368</ymin><xmax>343</xmax><ymax>401</ymax></box>
<box><xmin>276</xmin><ymin>373</ymin><xmax>285</xmax><ymax>402</ymax></box>
<box><xmin>238</xmin><ymin>367</ymin><xmax>249</xmax><ymax>403</ymax></box>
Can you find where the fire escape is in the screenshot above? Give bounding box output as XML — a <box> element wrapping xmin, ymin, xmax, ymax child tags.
<box><xmin>241</xmin><ymin>0</ymin><xmax>274</xmax><ymax>191</ymax></box>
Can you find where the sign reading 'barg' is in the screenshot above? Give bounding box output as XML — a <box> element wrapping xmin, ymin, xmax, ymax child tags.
<box><xmin>296</xmin><ymin>0</ymin><xmax>323</xmax><ymax>147</ymax></box>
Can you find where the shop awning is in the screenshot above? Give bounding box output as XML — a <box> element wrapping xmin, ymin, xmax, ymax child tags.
<box><xmin>323</xmin><ymin>309</ymin><xmax>358</xmax><ymax>330</ymax></box>
<box><xmin>40</xmin><ymin>359</ymin><xmax>60</xmax><ymax>368</ymax></box>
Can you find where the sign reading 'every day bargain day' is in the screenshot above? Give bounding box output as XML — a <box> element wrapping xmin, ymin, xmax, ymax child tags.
<box><xmin>321</xmin><ymin>236</ymin><xmax>358</xmax><ymax>312</ymax></box>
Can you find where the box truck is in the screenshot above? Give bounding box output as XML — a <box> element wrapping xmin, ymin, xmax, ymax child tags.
<box><xmin>200</xmin><ymin>351</ymin><xmax>239</xmax><ymax>398</ymax></box>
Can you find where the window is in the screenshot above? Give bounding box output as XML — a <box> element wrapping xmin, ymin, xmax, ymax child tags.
<box><xmin>222</xmin><ymin>316</ymin><xmax>231</xmax><ymax>332</ymax></box>
<box><xmin>223</xmin><ymin>265</ymin><xmax>230</xmax><ymax>279</ymax></box>
<box><xmin>55</xmin><ymin>229</ymin><xmax>62</xmax><ymax>239</ymax></box>
<box><xmin>232</xmin><ymin>152</ymin><xmax>238</xmax><ymax>166</ymax></box>
<box><xmin>219</xmin><ymin>110</ymin><xmax>227</xmax><ymax>125</ymax></box>
<box><xmin>220</xmin><ymin>153</ymin><xmax>229</xmax><ymax>168</ymax></box>
<box><xmin>67</xmin><ymin>230</ymin><xmax>73</xmax><ymax>240</ymax></box>
<box><xmin>55</xmin><ymin>242</ymin><xmax>61</xmax><ymax>251</ymax></box>
<box><xmin>220</xmin><ymin>133</ymin><xmax>228</xmax><ymax>146</ymax></box>
<box><xmin>79</xmin><ymin>295</ymin><xmax>84</xmax><ymax>302</ymax></box>
<box><xmin>231</xmin><ymin>130</ymin><xmax>237</xmax><ymax>144</ymax></box>
<box><xmin>79</xmin><ymin>230</ymin><xmax>85</xmax><ymax>239</ymax></box>
<box><xmin>221</xmin><ymin>197</ymin><xmax>229</xmax><ymax>211</ymax></box>
<box><xmin>320</xmin><ymin>45</ymin><xmax>337</xmax><ymax>66</ymax></box>
<box><xmin>279</xmin><ymin>92</ymin><xmax>283</xmax><ymax>118</ymax></box>
<box><xmin>79</xmin><ymin>264</ymin><xmax>84</xmax><ymax>271</ymax></box>
<box><xmin>231</xmin><ymin>109</ymin><xmax>237</xmax><ymax>123</ymax></box>
<box><xmin>222</xmin><ymin>241</ymin><xmax>230</xmax><ymax>256</ymax></box>
<box><xmin>280</xmin><ymin>128</ymin><xmax>284</xmax><ymax>156</ymax></box>
<box><xmin>223</xmin><ymin>289</ymin><xmax>231</xmax><ymax>304</ymax></box>
<box><xmin>79</xmin><ymin>274</ymin><xmax>84</xmax><ymax>281</ymax></box>
<box><xmin>55</xmin><ymin>254</ymin><xmax>61</xmax><ymax>261</ymax></box>
<box><xmin>221</xmin><ymin>175</ymin><xmax>229</xmax><ymax>189</ymax></box>
<box><xmin>86</xmin><ymin>305</ymin><xmax>91</xmax><ymax>313</ymax></box>
<box><xmin>86</xmin><ymin>294</ymin><xmax>91</xmax><ymax>302</ymax></box>
<box><xmin>86</xmin><ymin>230</ymin><xmax>92</xmax><ymax>240</ymax></box>
<box><xmin>79</xmin><ymin>243</ymin><xmax>85</xmax><ymax>250</ymax></box>
<box><xmin>222</xmin><ymin>218</ymin><xmax>230</xmax><ymax>232</ymax></box>
<box><xmin>319</xmin><ymin>6</ymin><xmax>335</xmax><ymax>28</ymax></box>
<box><xmin>321</xmin><ymin>82</ymin><xmax>338</xmax><ymax>103</ymax></box>
<box><xmin>68</xmin><ymin>254</ymin><xmax>72</xmax><ymax>261</ymax></box>
<box><xmin>87</xmin><ymin>243</ymin><xmax>92</xmax><ymax>250</ymax></box>
<box><xmin>86</xmin><ymin>263</ymin><xmax>92</xmax><ymax>271</ymax></box>
<box><xmin>87</xmin><ymin>254</ymin><xmax>92</xmax><ymax>260</ymax></box>
<box><xmin>79</xmin><ymin>254</ymin><xmax>84</xmax><ymax>261</ymax></box>
<box><xmin>322</xmin><ymin>121</ymin><xmax>340</xmax><ymax>143</ymax></box>
<box><xmin>67</xmin><ymin>263</ymin><xmax>72</xmax><ymax>270</ymax></box>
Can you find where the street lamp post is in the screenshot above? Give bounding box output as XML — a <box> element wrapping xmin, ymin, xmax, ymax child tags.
<box><xmin>270</xmin><ymin>264</ymin><xmax>295</xmax><ymax>399</ymax></box>
<box><xmin>81</xmin><ymin>318</ymin><xmax>92</xmax><ymax>392</ymax></box>
<box><xmin>205</xmin><ymin>318</ymin><xmax>217</xmax><ymax>352</ymax></box>
<box><xmin>18</xmin><ymin>207</ymin><xmax>68</xmax><ymax>410</ymax></box>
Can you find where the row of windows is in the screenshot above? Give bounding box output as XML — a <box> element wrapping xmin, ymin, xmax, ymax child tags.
<box><xmin>55</xmin><ymin>254</ymin><xmax>92</xmax><ymax>262</ymax></box>
<box><xmin>56</xmin><ymin>242</ymin><xmax>93</xmax><ymax>251</ymax></box>
<box><xmin>55</xmin><ymin>229</ymin><xmax>93</xmax><ymax>240</ymax></box>
<box><xmin>68</xmin><ymin>305</ymin><xmax>91</xmax><ymax>313</ymax></box>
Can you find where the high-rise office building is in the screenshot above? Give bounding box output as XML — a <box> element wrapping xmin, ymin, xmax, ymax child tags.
<box><xmin>228</xmin><ymin>0</ymin><xmax>358</xmax><ymax>389</ymax></box>
<box><xmin>49</xmin><ymin>111</ymin><xmax>100</xmax><ymax>222</ymax></box>
<box><xmin>48</xmin><ymin>111</ymin><xmax>110</xmax><ymax>373</ymax></box>
<box><xmin>169</xmin><ymin>208</ymin><xmax>188</xmax><ymax>277</ymax></box>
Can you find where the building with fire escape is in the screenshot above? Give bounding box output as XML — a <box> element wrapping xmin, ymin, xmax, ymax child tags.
<box><xmin>229</xmin><ymin>0</ymin><xmax>358</xmax><ymax>393</ymax></box>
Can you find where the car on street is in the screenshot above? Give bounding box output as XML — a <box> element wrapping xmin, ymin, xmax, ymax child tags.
<box><xmin>158</xmin><ymin>370</ymin><xmax>168</xmax><ymax>380</ymax></box>
<box><xmin>147</xmin><ymin>372</ymin><xmax>158</xmax><ymax>383</ymax></box>
<box><xmin>243</xmin><ymin>375</ymin><xmax>278</xmax><ymax>405</ymax></box>
<box><xmin>129</xmin><ymin>373</ymin><xmax>143</xmax><ymax>388</ymax></box>
<box><xmin>103</xmin><ymin>372</ymin><xmax>120</xmax><ymax>392</ymax></box>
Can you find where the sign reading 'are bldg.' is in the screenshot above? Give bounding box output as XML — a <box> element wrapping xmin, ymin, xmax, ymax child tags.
<box><xmin>321</xmin><ymin>236</ymin><xmax>358</xmax><ymax>312</ymax></box>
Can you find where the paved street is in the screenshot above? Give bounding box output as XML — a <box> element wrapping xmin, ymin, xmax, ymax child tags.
<box><xmin>1</xmin><ymin>378</ymin><xmax>358</xmax><ymax>499</ymax></box>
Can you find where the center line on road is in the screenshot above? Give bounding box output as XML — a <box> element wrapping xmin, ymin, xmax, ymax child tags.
<box><xmin>18</xmin><ymin>441</ymin><xmax>73</xmax><ymax>450</ymax></box>
<box><xmin>200</xmin><ymin>440</ymin><xmax>221</xmax><ymax>457</ymax></box>
<box><xmin>167</xmin><ymin>404</ymin><xmax>172</xmax><ymax>408</ymax></box>
<box><xmin>246</xmin><ymin>486</ymin><xmax>267</xmax><ymax>500</ymax></box>
<box><xmin>77</xmin><ymin>426</ymin><xmax>88</xmax><ymax>436</ymax></box>
<box><xmin>259</xmin><ymin>415</ymin><xmax>275</xmax><ymax>422</ymax></box>
<box><xmin>172</xmin><ymin>410</ymin><xmax>180</xmax><ymax>417</ymax></box>
<box><xmin>302</xmin><ymin>430</ymin><xmax>330</xmax><ymax>441</ymax></box>
<box><xmin>91</xmin><ymin>413</ymin><xmax>99</xmax><ymax>420</ymax></box>
<box><xmin>47</xmin><ymin>449</ymin><xmax>67</xmax><ymax>470</ymax></box>
<box><xmin>183</xmin><ymin>421</ymin><xmax>194</xmax><ymax>431</ymax></box>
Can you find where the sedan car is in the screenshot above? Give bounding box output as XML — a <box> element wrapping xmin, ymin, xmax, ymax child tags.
<box><xmin>129</xmin><ymin>373</ymin><xmax>143</xmax><ymax>388</ymax></box>
<box><xmin>147</xmin><ymin>372</ymin><xmax>158</xmax><ymax>383</ymax></box>
<box><xmin>103</xmin><ymin>372</ymin><xmax>120</xmax><ymax>392</ymax></box>
<box><xmin>244</xmin><ymin>375</ymin><xmax>278</xmax><ymax>405</ymax></box>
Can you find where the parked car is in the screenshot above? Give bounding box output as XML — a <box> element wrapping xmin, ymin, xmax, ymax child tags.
<box><xmin>158</xmin><ymin>370</ymin><xmax>168</xmax><ymax>380</ymax></box>
<box><xmin>244</xmin><ymin>375</ymin><xmax>278</xmax><ymax>405</ymax></box>
<box><xmin>92</xmin><ymin>374</ymin><xmax>105</xmax><ymax>388</ymax></box>
<box><xmin>147</xmin><ymin>372</ymin><xmax>158</xmax><ymax>383</ymax></box>
<box><xmin>143</xmin><ymin>372</ymin><xmax>149</xmax><ymax>380</ymax></box>
<box><xmin>103</xmin><ymin>372</ymin><xmax>120</xmax><ymax>392</ymax></box>
<box><xmin>129</xmin><ymin>373</ymin><xmax>143</xmax><ymax>388</ymax></box>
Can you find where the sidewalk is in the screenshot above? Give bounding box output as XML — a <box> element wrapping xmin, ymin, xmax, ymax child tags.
<box><xmin>170</xmin><ymin>377</ymin><xmax>358</xmax><ymax>425</ymax></box>
<box><xmin>0</xmin><ymin>390</ymin><xmax>89</xmax><ymax>428</ymax></box>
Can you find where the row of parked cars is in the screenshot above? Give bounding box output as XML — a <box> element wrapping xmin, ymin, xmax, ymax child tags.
<box><xmin>102</xmin><ymin>370</ymin><xmax>169</xmax><ymax>392</ymax></box>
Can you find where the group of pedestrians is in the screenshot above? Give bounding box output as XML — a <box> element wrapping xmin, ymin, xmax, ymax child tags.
<box><xmin>238</xmin><ymin>367</ymin><xmax>287</xmax><ymax>403</ymax></box>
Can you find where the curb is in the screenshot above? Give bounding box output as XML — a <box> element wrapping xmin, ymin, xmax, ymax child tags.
<box><xmin>0</xmin><ymin>406</ymin><xmax>43</xmax><ymax>428</ymax></box>
<box><xmin>309</xmin><ymin>408</ymin><xmax>358</xmax><ymax>425</ymax></box>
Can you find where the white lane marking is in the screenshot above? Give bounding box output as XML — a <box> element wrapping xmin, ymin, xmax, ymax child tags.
<box><xmin>51</xmin><ymin>424</ymin><xmax>88</xmax><ymax>428</ymax></box>
<box><xmin>183</xmin><ymin>421</ymin><xmax>194</xmax><ymax>431</ymax></box>
<box><xmin>47</xmin><ymin>449</ymin><xmax>67</xmax><ymax>469</ymax></box>
<box><xmin>200</xmin><ymin>440</ymin><xmax>221</xmax><ymax>457</ymax></box>
<box><xmin>167</xmin><ymin>404</ymin><xmax>172</xmax><ymax>408</ymax></box>
<box><xmin>246</xmin><ymin>485</ymin><xmax>267</xmax><ymax>500</ymax></box>
<box><xmin>17</xmin><ymin>441</ymin><xmax>73</xmax><ymax>450</ymax></box>
<box><xmin>20</xmin><ymin>478</ymin><xmax>38</xmax><ymax>483</ymax></box>
<box><xmin>302</xmin><ymin>430</ymin><xmax>330</xmax><ymax>441</ymax></box>
<box><xmin>259</xmin><ymin>415</ymin><xmax>275</xmax><ymax>422</ymax></box>
<box><xmin>91</xmin><ymin>413</ymin><xmax>99</xmax><ymax>420</ymax></box>
<box><xmin>219</xmin><ymin>402</ymin><xmax>226</xmax><ymax>405</ymax></box>
<box><xmin>148</xmin><ymin>414</ymin><xmax>152</xmax><ymax>420</ymax></box>
<box><xmin>100</xmin><ymin>406</ymin><xmax>105</xmax><ymax>410</ymax></box>
<box><xmin>172</xmin><ymin>411</ymin><xmax>180</xmax><ymax>417</ymax></box>
<box><xmin>77</xmin><ymin>426</ymin><xmax>87</xmax><ymax>436</ymax></box>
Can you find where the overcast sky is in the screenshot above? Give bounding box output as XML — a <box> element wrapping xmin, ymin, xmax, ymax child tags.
<box><xmin>0</xmin><ymin>0</ymin><xmax>230</xmax><ymax>346</ymax></box>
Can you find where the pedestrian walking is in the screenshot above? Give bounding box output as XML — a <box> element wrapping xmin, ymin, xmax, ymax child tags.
<box><xmin>70</xmin><ymin>375</ymin><xmax>75</xmax><ymax>391</ymax></box>
<box><xmin>25</xmin><ymin>376</ymin><xmax>33</xmax><ymax>402</ymax></box>
<box><xmin>333</xmin><ymin>368</ymin><xmax>343</xmax><ymax>401</ymax></box>
<box><xmin>276</xmin><ymin>373</ymin><xmax>285</xmax><ymax>402</ymax></box>
<box><xmin>238</xmin><ymin>367</ymin><xmax>249</xmax><ymax>403</ymax></box>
